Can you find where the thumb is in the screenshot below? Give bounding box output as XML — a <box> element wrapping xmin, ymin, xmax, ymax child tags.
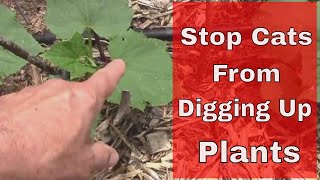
<box><xmin>91</xmin><ymin>142</ymin><xmax>119</xmax><ymax>171</ymax></box>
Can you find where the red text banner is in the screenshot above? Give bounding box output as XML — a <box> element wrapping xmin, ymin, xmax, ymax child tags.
<box><xmin>173</xmin><ymin>2</ymin><xmax>317</xmax><ymax>179</ymax></box>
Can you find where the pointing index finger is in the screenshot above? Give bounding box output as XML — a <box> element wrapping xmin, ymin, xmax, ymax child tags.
<box><xmin>84</xmin><ymin>59</ymin><xmax>126</xmax><ymax>105</ymax></box>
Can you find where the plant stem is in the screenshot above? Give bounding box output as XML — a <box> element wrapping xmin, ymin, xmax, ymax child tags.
<box><xmin>87</xmin><ymin>58</ymin><xmax>97</xmax><ymax>67</ymax></box>
<box><xmin>87</xmin><ymin>28</ymin><xmax>94</xmax><ymax>60</ymax></box>
<box><xmin>92</xmin><ymin>30</ymin><xmax>110</xmax><ymax>64</ymax></box>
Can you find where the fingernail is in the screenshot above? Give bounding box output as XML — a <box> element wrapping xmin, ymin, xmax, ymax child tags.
<box><xmin>109</xmin><ymin>150</ymin><xmax>119</xmax><ymax>168</ymax></box>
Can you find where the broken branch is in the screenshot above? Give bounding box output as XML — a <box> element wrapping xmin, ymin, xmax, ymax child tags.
<box><xmin>0</xmin><ymin>36</ymin><xmax>69</xmax><ymax>79</ymax></box>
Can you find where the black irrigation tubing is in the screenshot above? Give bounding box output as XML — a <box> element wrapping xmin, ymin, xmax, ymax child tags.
<box><xmin>32</xmin><ymin>26</ymin><xmax>254</xmax><ymax>45</ymax></box>
<box><xmin>31</xmin><ymin>26</ymin><xmax>253</xmax><ymax>80</ymax></box>
<box><xmin>32</xmin><ymin>28</ymin><xmax>174</xmax><ymax>45</ymax></box>
<box><xmin>31</xmin><ymin>28</ymin><xmax>173</xmax><ymax>44</ymax></box>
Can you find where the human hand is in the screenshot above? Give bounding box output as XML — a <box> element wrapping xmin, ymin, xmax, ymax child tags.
<box><xmin>0</xmin><ymin>59</ymin><xmax>125</xmax><ymax>180</ymax></box>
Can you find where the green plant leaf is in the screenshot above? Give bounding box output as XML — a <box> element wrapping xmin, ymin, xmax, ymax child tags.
<box><xmin>45</xmin><ymin>0</ymin><xmax>133</xmax><ymax>39</ymax></box>
<box><xmin>43</xmin><ymin>32</ymin><xmax>97</xmax><ymax>79</ymax></box>
<box><xmin>0</xmin><ymin>5</ymin><xmax>43</xmax><ymax>76</ymax></box>
<box><xmin>108</xmin><ymin>30</ymin><xmax>172</xmax><ymax>109</ymax></box>
<box><xmin>0</xmin><ymin>47</ymin><xmax>26</xmax><ymax>76</ymax></box>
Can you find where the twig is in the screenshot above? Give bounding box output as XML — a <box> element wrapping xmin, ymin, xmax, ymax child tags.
<box><xmin>152</xmin><ymin>10</ymin><xmax>172</xmax><ymax>19</ymax></box>
<box><xmin>0</xmin><ymin>36</ymin><xmax>69</xmax><ymax>79</ymax></box>
<box><xmin>133</xmin><ymin>158</ymin><xmax>161</xmax><ymax>180</ymax></box>
<box><xmin>108</xmin><ymin>90</ymin><xmax>143</xmax><ymax>159</ymax></box>
<box><xmin>30</xmin><ymin>0</ymin><xmax>38</xmax><ymax>9</ymax></box>
<box><xmin>13</xmin><ymin>0</ymin><xmax>30</xmax><ymax>25</ymax></box>
<box><xmin>112</xmin><ymin>121</ymin><xmax>133</xmax><ymax>149</ymax></box>
<box><xmin>92</xmin><ymin>30</ymin><xmax>110</xmax><ymax>64</ymax></box>
<box><xmin>109</xmin><ymin>123</ymin><xmax>143</xmax><ymax>159</ymax></box>
<box><xmin>107</xmin><ymin>170</ymin><xmax>143</xmax><ymax>180</ymax></box>
<box><xmin>113</xmin><ymin>90</ymin><xmax>132</xmax><ymax>125</ymax></box>
<box><xmin>136</xmin><ymin>119</ymin><xmax>171</xmax><ymax>139</ymax></box>
<box><xmin>30</xmin><ymin>64</ymin><xmax>41</xmax><ymax>85</ymax></box>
